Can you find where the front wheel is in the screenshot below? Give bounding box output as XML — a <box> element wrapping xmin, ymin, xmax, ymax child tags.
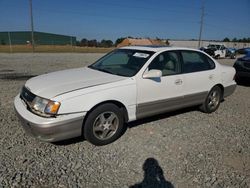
<box><xmin>83</xmin><ymin>103</ymin><xmax>124</xmax><ymax>146</ymax></box>
<box><xmin>231</xmin><ymin>54</ymin><xmax>236</xmax><ymax>59</ymax></box>
<box><xmin>200</xmin><ymin>86</ymin><xmax>222</xmax><ymax>113</ymax></box>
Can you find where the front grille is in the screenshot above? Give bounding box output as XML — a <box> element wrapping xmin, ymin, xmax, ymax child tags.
<box><xmin>20</xmin><ymin>86</ymin><xmax>36</xmax><ymax>104</ymax></box>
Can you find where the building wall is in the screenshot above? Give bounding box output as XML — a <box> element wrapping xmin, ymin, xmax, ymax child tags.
<box><xmin>117</xmin><ymin>39</ymin><xmax>250</xmax><ymax>49</ymax></box>
<box><xmin>117</xmin><ymin>38</ymin><xmax>153</xmax><ymax>47</ymax></box>
<box><xmin>0</xmin><ymin>31</ymin><xmax>76</xmax><ymax>45</ymax></box>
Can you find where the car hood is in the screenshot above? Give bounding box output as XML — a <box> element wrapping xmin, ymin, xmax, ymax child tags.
<box><xmin>25</xmin><ymin>67</ymin><xmax>126</xmax><ymax>99</ymax></box>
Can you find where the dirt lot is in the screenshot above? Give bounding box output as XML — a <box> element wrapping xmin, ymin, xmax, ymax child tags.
<box><xmin>0</xmin><ymin>45</ymin><xmax>114</xmax><ymax>53</ymax></box>
<box><xmin>0</xmin><ymin>53</ymin><xmax>249</xmax><ymax>187</ymax></box>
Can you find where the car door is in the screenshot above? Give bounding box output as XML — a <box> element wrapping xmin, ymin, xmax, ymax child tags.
<box><xmin>180</xmin><ymin>50</ymin><xmax>218</xmax><ymax>104</ymax></box>
<box><xmin>220</xmin><ymin>45</ymin><xmax>227</xmax><ymax>58</ymax></box>
<box><xmin>136</xmin><ymin>50</ymin><xmax>184</xmax><ymax>119</ymax></box>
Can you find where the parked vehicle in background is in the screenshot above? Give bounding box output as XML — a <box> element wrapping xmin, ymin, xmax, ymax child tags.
<box><xmin>201</xmin><ymin>47</ymin><xmax>215</xmax><ymax>57</ymax></box>
<box><xmin>233</xmin><ymin>52</ymin><xmax>250</xmax><ymax>82</ymax></box>
<box><xmin>14</xmin><ymin>46</ymin><xmax>236</xmax><ymax>145</ymax></box>
<box><xmin>201</xmin><ymin>44</ymin><xmax>237</xmax><ymax>59</ymax></box>
<box><xmin>236</xmin><ymin>47</ymin><xmax>250</xmax><ymax>55</ymax></box>
<box><xmin>226</xmin><ymin>48</ymin><xmax>236</xmax><ymax>59</ymax></box>
<box><xmin>205</xmin><ymin>44</ymin><xmax>227</xmax><ymax>59</ymax></box>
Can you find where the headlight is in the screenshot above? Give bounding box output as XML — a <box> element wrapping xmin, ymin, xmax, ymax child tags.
<box><xmin>31</xmin><ymin>96</ymin><xmax>60</xmax><ymax>116</ymax></box>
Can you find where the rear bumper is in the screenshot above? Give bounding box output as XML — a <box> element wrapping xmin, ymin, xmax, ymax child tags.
<box><xmin>224</xmin><ymin>84</ymin><xmax>237</xmax><ymax>98</ymax></box>
<box><xmin>14</xmin><ymin>95</ymin><xmax>86</xmax><ymax>142</ymax></box>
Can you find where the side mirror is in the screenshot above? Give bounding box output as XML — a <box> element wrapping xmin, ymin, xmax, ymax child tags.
<box><xmin>143</xmin><ymin>69</ymin><xmax>162</xmax><ymax>79</ymax></box>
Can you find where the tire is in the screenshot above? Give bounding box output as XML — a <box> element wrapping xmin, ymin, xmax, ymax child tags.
<box><xmin>200</xmin><ymin>86</ymin><xmax>222</xmax><ymax>113</ymax></box>
<box><xmin>231</xmin><ymin>54</ymin><xmax>236</xmax><ymax>59</ymax></box>
<box><xmin>83</xmin><ymin>103</ymin><xmax>124</xmax><ymax>146</ymax></box>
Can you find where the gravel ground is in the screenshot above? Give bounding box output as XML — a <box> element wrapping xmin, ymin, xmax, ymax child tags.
<box><xmin>0</xmin><ymin>53</ymin><xmax>249</xmax><ymax>188</ymax></box>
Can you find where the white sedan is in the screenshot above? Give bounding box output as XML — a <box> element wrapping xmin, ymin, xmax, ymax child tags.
<box><xmin>14</xmin><ymin>46</ymin><xmax>236</xmax><ymax>145</ymax></box>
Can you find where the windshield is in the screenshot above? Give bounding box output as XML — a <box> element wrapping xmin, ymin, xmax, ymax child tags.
<box><xmin>88</xmin><ymin>49</ymin><xmax>154</xmax><ymax>77</ymax></box>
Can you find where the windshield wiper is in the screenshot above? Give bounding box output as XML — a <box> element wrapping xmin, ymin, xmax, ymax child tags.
<box><xmin>98</xmin><ymin>68</ymin><xmax>113</xmax><ymax>74</ymax></box>
<box><xmin>89</xmin><ymin>66</ymin><xmax>114</xmax><ymax>74</ymax></box>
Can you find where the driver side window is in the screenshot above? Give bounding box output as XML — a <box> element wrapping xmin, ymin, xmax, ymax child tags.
<box><xmin>148</xmin><ymin>51</ymin><xmax>180</xmax><ymax>76</ymax></box>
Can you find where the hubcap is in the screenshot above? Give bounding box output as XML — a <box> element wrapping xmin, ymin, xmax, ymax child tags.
<box><xmin>93</xmin><ymin>112</ymin><xmax>119</xmax><ymax>140</ymax></box>
<box><xmin>208</xmin><ymin>90</ymin><xmax>220</xmax><ymax>110</ymax></box>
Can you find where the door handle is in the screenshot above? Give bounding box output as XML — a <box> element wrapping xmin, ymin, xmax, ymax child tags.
<box><xmin>175</xmin><ymin>79</ymin><xmax>183</xmax><ymax>85</ymax></box>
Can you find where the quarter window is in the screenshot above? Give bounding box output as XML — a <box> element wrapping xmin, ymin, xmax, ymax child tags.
<box><xmin>181</xmin><ymin>51</ymin><xmax>215</xmax><ymax>73</ymax></box>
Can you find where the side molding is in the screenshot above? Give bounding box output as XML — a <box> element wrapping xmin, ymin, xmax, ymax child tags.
<box><xmin>136</xmin><ymin>91</ymin><xmax>208</xmax><ymax>119</ymax></box>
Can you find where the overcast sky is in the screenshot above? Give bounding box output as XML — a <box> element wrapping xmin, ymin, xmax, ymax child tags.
<box><xmin>0</xmin><ymin>0</ymin><xmax>249</xmax><ymax>41</ymax></box>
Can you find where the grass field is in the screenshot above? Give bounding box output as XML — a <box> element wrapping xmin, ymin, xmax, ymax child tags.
<box><xmin>0</xmin><ymin>45</ymin><xmax>114</xmax><ymax>53</ymax></box>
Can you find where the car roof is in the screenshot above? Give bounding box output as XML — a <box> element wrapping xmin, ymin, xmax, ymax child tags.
<box><xmin>120</xmin><ymin>45</ymin><xmax>200</xmax><ymax>53</ymax></box>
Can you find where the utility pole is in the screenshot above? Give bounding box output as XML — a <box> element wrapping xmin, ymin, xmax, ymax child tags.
<box><xmin>8</xmin><ymin>32</ymin><xmax>13</xmax><ymax>53</ymax></box>
<box><xmin>70</xmin><ymin>36</ymin><xmax>73</xmax><ymax>52</ymax></box>
<box><xmin>29</xmin><ymin>0</ymin><xmax>35</xmax><ymax>52</ymax></box>
<box><xmin>198</xmin><ymin>0</ymin><xmax>205</xmax><ymax>48</ymax></box>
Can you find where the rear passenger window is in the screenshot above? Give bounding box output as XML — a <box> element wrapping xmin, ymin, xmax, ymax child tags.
<box><xmin>181</xmin><ymin>51</ymin><xmax>215</xmax><ymax>73</ymax></box>
<box><xmin>207</xmin><ymin>57</ymin><xmax>215</xmax><ymax>69</ymax></box>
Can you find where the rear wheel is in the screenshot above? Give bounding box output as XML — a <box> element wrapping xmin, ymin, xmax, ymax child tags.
<box><xmin>83</xmin><ymin>103</ymin><xmax>124</xmax><ymax>146</ymax></box>
<box><xmin>200</xmin><ymin>86</ymin><xmax>222</xmax><ymax>113</ymax></box>
<box><xmin>230</xmin><ymin>54</ymin><xmax>236</xmax><ymax>59</ymax></box>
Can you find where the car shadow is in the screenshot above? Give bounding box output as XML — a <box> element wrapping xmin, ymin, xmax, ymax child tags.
<box><xmin>53</xmin><ymin>106</ymin><xmax>198</xmax><ymax>146</ymax></box>
<box><xmin>52</xmin><ymin>136</ymin><xmax>85</xmax><ymax>146</ymax></box>
<box><xmin>129</xmin><ymin>157</ymin><xmax>174</xmax><ymax>188</ymax></box>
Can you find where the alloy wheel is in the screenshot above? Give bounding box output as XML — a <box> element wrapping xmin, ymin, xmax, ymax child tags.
<box><xmin>93</xmin><ymin>112</ymin><xmax>119</xmax><ymax>140</ymax></box>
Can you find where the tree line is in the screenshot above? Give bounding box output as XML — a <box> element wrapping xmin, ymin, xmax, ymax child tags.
<box><xmin>223</xmin><ymin>37</ymin><xmax>250</xmax><ymax>43</ymax></box>
<box><xmin>76</xmin><ymin>37</ymin><xmax>127</xmax><ymax>47</ymax></box>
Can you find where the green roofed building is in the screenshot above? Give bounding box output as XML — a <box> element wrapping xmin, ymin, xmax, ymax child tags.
<box><xmin>0</xmin><ymin>31</ymin><xmax>76</xmax><ymax>46</ymax></box>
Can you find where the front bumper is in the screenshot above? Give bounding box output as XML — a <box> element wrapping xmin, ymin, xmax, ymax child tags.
<box><xmin>14</xmin><ymin>95</ymin><xmax>86</xmax><ymax>142</ymax></box>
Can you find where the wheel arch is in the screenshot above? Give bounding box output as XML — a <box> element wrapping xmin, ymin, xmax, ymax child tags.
<box><xmin>82</xmin><ymin>100</ymin><xmax>129</xmax><ymax>130</ymax></box>
<box><xmin>212</xmin><ymin>84</ymin><xmax>224</xmax><ymax>99</ymax></box>
<box><xmin>200</xmin><ymin>84</ymin><xmax>224</xmax><ymax>113</ymax></box>
<box><xmin>214</xmin><ymin>84</ymin><xmax>224</xmax><ymax>99</ymax></box>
